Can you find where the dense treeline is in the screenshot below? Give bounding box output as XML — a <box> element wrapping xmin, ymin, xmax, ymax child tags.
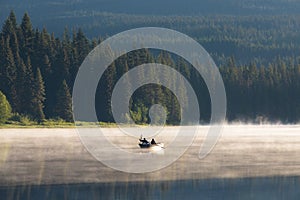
<box><xmin>0</xmin><ymin>12</ymin><xmax>89</xmax><ymax>122</ymax></box>
<box><xmin>1</xmin><ymin>11</ymin><xmax>300</xmax><ymax>124</ymax></box>
<box><xmin>35</xmin><ymin>13</ymin><xmax>300</xmax><ymax>68</ymax></box>
<box><xmin>220</xmin><ymin>57</ymin><xmax>300</xmax><ymax>123</ymax></box>
<box><xmin>77</xmin><ymin>14</ymin><xmax>300</xmax><ymax>67</ymax></box>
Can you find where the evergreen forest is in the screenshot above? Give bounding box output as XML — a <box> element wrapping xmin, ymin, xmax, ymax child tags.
<box><xmin>1</xmin><ymin>11</ymin><xmax>300</xmax><ymax>124</ymax></box>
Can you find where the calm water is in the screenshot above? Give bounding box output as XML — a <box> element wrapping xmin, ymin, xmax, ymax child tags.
<box><xmin>1</xmin><ymin>176</ymin><xmax>300</xmax><ymax>200</ymax></box>
<box><xmin>2</xmin><ymin>126</ymin><xmax>300</xmax><ymax>199</ymax></box>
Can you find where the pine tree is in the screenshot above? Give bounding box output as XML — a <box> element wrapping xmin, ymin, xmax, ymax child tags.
<box><xmin>42</xmin><ymin>55</ymin><xmax>52</xmax><ymax>76</ymax></box>
<box><xmin>75</xmin><ymin>28</ymin><xmax>90</xmax><ymax>64</ymax></box>
<box><xmin>101</xmin><ymin>62</ymin><xmax>116</xmax><ymax>122</ymax></box>
<box><xmin>42</xmin><ymin>54</ymin><xmax>54</xmax><ymax>118</ymax></box>
<box><xmin>2</xmin><ymin>15</ymin><xmax>14</xmax><ymax>36</ymax></box>
<box><xmin>21</xmin><ymin>13</ymin><xmax>33</xmax><ymax>39</ymax></box>
<box><xmin>32</xmin><ymin>68</ymin><xmax>45</xmax><ymax>121</ymax></box>
<box><xmin>20</xmin><ymin>13</ymin><xmax>34</xmax><ymax>59</ymax></box>
<box><xmin>52</xmin><ymin>46</ymin><xmax>70</xmax><ymax>85</ymax></box>
<box><xmin>14</xmin><ymin>57</ymin><xmax>26</xmax><ymax>113</ymax></box>
<box><xmin>2</xmin><ymin>36</ymin><xmax>18</xmax><ymax>111</ymax></box>
<box><xmin>8</xmin><ymin>11</ymin><xmax>17</xmax><ymax>30</ymax></box>
<box><xmin>119</xmin><ymin>61</ymin><xmax>133</xmax><ymax>123</ymax></box>
<box><xmin>21</xmin><ymin>56</ymin><xmax>35</xmax><ymax>117</ymax></box>
<box><xmin>54</xmin><ymin>80</ymin><xmax>73</xmax><ymax>122</ymax></box>
<box><xmin>0</xmin><ymin>37</ymin><xmax>6</xmax><ymax>94</ymax></box>
<box><xmin>0</xmin><ymin>91</ymin><xmax>12</xmax><ymax>124</ymax></box>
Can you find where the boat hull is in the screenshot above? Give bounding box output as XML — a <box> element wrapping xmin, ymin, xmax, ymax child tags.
<box><xmin>138</xmin><ymin>143</ymin><xmax>164</xmax><ymax>149</ymax></box>
<box><xmin>139</xmin><ymin>143</ymin><xmax>151</xmax><ymax>148</ymax></box>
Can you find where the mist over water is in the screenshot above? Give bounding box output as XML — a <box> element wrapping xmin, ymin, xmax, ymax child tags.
<box><xmin>1</xmin><ymin>125</ymin><xmax>300</xmax><ymax>199</ymax></box>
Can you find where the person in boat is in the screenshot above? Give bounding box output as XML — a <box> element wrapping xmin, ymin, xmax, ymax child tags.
<box><xmin>140</xmin><ymin>137</ymin><xmax>149</xmax><ymax>144</ymax></box>
<box><xmin>151</xmin><ymin>138</ymin><xmax>156</xmax><ymax>145</ymax></box>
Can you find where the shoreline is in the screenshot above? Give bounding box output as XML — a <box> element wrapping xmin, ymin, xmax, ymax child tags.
<box><xmin>1</xmin><ymin>123</ymin><xmax>300</xmax><ymax>128</ymax></box>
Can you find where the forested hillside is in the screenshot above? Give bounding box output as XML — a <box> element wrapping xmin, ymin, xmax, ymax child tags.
<box><xmin>1</xmin><ymin>1</ymin><xmax>300</xmax><ymax>67</ymax></box>
<box><xmin>1</xmin><ymin>0</ymin><xmax>300</xmax><ymax>35</ymax></box>
<box><xmin>1</xmin><ymin>12</ymin><xmax>300</xmax><ymax>124</ymax></box>
<box><xmin>71</xmin><ymin>14</ymin><xmax>300</xmax><ymax>66</ymax></box>
<box><xmin>1</xmin><ymin>0</ymin><xmax>300</xmax><ymax>20</ymax></box>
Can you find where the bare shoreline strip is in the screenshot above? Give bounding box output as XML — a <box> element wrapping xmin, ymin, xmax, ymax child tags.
<box><xmin>1</xmin><ymin>126</ymin><xmax>300</xmax><ymax>186</ymax></box>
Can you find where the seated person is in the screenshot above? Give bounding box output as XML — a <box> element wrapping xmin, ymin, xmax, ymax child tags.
<box><xmin>140</xmin><ymin>138</ymin><xmax>149</xmax><ymax>144</ymax></box>
<box><xmin>151</xmin><ymin>138</ymin><xmax>156</xmax><ymax>145</ymax></box>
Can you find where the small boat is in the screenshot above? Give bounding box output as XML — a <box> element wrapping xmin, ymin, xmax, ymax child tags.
<box><xmin>139</xmin><ymin>141</ymin><xmax>151</xmax><ymax>148</ymax></box>
<box><xmin>138</xmin><ymin>137</ymin><xmax>164</xmax><ymax>149</ymax></box>
<box><xmin>138</xmin><ymin>137</ymin><xmax>151</xmax><ymax>148</ymax></box>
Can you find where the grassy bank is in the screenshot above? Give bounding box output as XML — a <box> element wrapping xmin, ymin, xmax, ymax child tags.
<box><xmin>0</xmin><ymin>119</ymin><xmax>119</xmax><ymax>128</ymax></box>
<box><xmin>0</xmin><ymin>119</ymin><xmax>74</xmax><ymax>128</ymax></box>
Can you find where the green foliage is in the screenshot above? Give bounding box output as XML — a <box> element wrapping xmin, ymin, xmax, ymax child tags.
<box><xmin>18</xmin><ymin>115</ymin><xmax>32</xmax><ymax>126</ymax></box>
<box><xmin>3</xmin><ymin>114</ymin><xmax>74</xmax><ymax>128</ymax></box>
<box><xmin>32</xmin><ymin>68</ymin><xmax>45</xmax><ymax>121</ymax></box>
<box><xmin>130</xmin><ymin>102</ymin><xmax>149</xmax><ymax>124</ymax></box>
<box><xmin>41</xmin><ymin>118</ymin><xmax>73</xmax><ymax>127</ymax></box>
<box><xmin>0</xmin><ymin>91</ymin><xmax>12</xmax><ymax>124</ymax></box>
<box><xmin>54</xmin><ymin>80</ymin><xmax>73</xmax><ymax>122</ymax></box>
<box><xmin>1</xmin><ymin>11</ymin><xmax>300</xmax><ymax>125</ymax></box>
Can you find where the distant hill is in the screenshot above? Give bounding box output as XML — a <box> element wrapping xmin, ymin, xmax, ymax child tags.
<box><xmin>1</xmin><ymin>0</ymin><xmax>300</xmax><ymax>30</ymax></box>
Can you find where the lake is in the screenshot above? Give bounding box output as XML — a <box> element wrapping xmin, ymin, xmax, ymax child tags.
<box><xmin>1</xmin><ymin>125</ymin><xmax>300</xmax><ymax>199</ymax></box>
<box><xmin>1</xmin><ymin>176</ymin><xmax>300</xmax><ymax>200</ymax></box>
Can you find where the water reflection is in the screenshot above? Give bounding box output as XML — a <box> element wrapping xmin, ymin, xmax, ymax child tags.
<box><xmin>1</xmin><ymin>176</ymin><xmax>300</xmax><ymax>200</ymax></box>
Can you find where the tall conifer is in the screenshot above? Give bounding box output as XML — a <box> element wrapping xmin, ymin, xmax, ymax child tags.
<box><xmin>54</xmin><ymin>80</ymin><xmax>73</xmax><ymax>122</ymax></box>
